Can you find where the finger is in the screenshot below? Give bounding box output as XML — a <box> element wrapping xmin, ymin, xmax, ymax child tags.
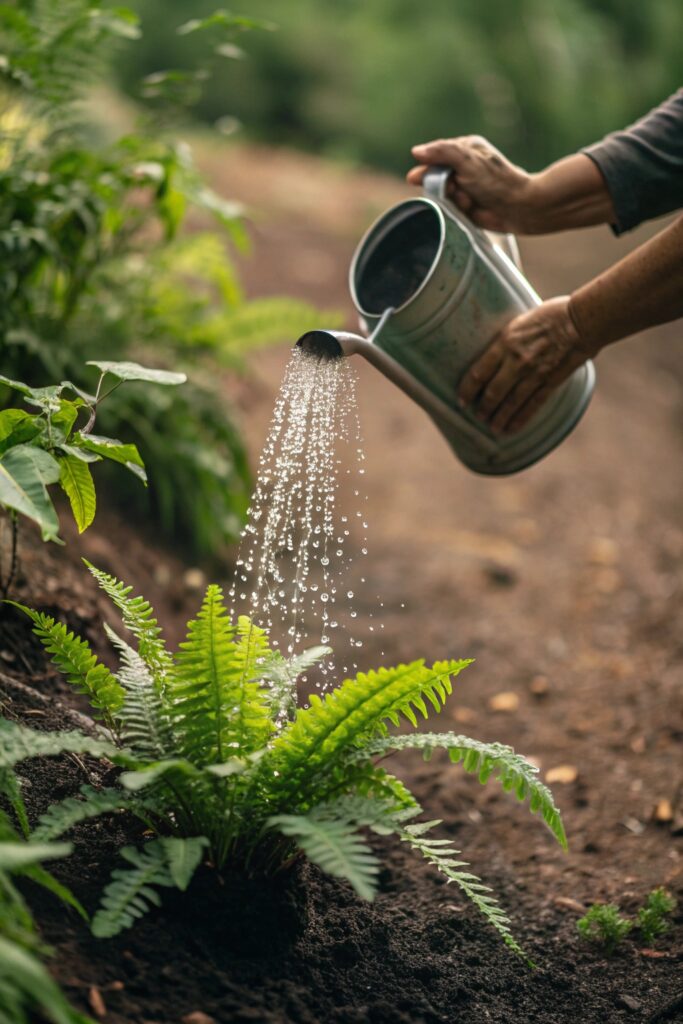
<box><xmin>489</xmin><ymin>374</ymin><xmax>542</xmax><ymax>434</ymax></box>
<box><xmin>406</xmin><ymin>164</ymin><xmax>427</xmax><ymax>185</ymax></box>
<box><xmin>475</xmin><ymin>357</ymin><xmax>530</xmax><ymax>420</ymax></box>
<box><xmin>458</xmin><ymin>341</ymin><xmax>505</xmax><ymax>406</ymax></box>
<box><xmin>411</xmin><ymin>140</ymin><xmax>467</xmax><ymax>168</ymax></box>
<box><xmin>505</xmin><ymin>387</ymin><xmax>555</xmax><ymax>434</ymax></box>
<box><xmin>452</xmin><ymin>187</ymin><xmax>474</xmax><ymax>211</ymax></box>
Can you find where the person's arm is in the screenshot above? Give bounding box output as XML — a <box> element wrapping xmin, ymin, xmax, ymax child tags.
<box><xmin>407</xmin><ymin>137</ymin><xmax>616</xmax><ymax>234</ymax></box>
<box><xmin>457</xmin><ymin>214</ymin><xmax>683</xmax><ymax>434</ymax></box>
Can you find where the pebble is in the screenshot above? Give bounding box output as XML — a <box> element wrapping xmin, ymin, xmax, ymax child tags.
<box><xmin>183</xmin><ymin>568</ymin><xmax>206</xmax><ymax>591</ymax></box>
<box><xmin>529</xmin><ymin>674</ymin><xmax>549</xmax><ymax>697</ymax></box>
<box><xmin>453</xmin><ymin>706</ymin><xmax>477</xmax><ymax>724</ymax></box>
<box><xmin>181</xmin><ymin>1014</ymin><xmax>216</xmax><ymax>1024</ymax></box>
<box><xmin>588</xmin><ymin>537</ymin><xmax>619</xmax><ymax>566</ymax></box>
<box><xmin>615</xmin><ymin>994</ymin><xmax>641</xmax><ymax>1012</ymax></box>
<box><xmin>546</xmin><ymin>765</ymin><xmax>578</xmax><ymax>785</ymax></box>
<box><xmin>553</xmin><ymin>896</ymin><xmax>585</xmax><ymax>914</ymax></box>
<box><xmin>488</xmin><ymin>691</ymin><xmax>519</xmax><ymax>713</ymax></box>
<box><xmin>653</xmin><ymin>798</ymin><xmax>673</xmax><ymax>823</ymax></box>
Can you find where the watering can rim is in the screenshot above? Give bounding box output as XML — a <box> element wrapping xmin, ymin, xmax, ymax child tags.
<box><xmin>349</xmin><ymin>195</ymin><xmax>453</xmax><ymax>320</ymax></box>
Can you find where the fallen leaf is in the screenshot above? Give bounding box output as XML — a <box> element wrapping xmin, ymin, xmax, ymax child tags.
<box><xmin>546</xmin><ymin>765</ymin><xmax>578</xmax><ymax>785</ymax></box>
<box><xmin>488</xmin><ymin>691</ymin><xmax>519</xmax><ymax>713</ymax></box>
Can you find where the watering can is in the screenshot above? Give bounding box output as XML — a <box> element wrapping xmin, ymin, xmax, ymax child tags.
<box><xmin>296</xmin><ymin>166</ymin><xmax>595</xmax><ymax>475</ymax></box>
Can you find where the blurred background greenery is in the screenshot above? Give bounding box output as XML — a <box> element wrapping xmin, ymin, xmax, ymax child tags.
<box><xmin>118</xmin><ymin>0</ymin><xmax>682</xmax><ymax>172</ymax></box>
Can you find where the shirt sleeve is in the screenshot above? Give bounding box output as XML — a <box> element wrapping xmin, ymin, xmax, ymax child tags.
<box><xmin>582</xmin><ymin>88</ymin><xmax>683</xmax><ymax>235</ymax></box>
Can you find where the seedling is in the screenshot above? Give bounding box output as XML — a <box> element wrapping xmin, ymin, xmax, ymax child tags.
<box><xmin>2</xmin><ymin>566</ymin><xmax>567</xmax><ymax>958</ymax></box>
<box><xmin>636</xmin><ymin>888</ymin><xmax>677</xmax><ymax>945</ymax></box>
<box><xmin>577</xmin><ymin>903</ymin><xmax>632</xmax><ymax>954</ymax></box>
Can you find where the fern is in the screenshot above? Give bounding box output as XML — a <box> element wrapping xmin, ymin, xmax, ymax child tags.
<box><xmin>270</xmin><ymin>811</ymin><xmax>380</xmax><ymax>902</ymax></box>
<box><xmin>171</xmin><ymin>588</ymin><xmax>272</xmax><ymax>764</ymax></box>
<box><xmin>11</xmin><ymin>604</ymin><xmax>124</xmax><ymax>725</ymax></box>
<box><xmin>103</xmin><ymin>624</ymin><xmax>173</xmax><ymax>760</ymax></box>
<box><xmin>397</xmin><ymin>821</ymin><xmax>528</xmax><ymax>960</ymax></box>
<box><xmin>32</xmin><ymin>785</ymin><xmax>132</xmax><ymax>842</ymax></box>
<box><xmin>13</xmin><ymin>572</ymin><xmax>567</xmax><ymax>955</ymax></box>
<box><xmin>91</xmin><ymin>837</ymin><xmax>207</xmax><ymax>938</ymax></box>
<box><xmin>357</xmin><ymin>733</ymin><xmax>567</xmax><ymax>849</ymax></box>
<box><xmin>85</xmin><ymin>563</ymin><xmax>173</xmax><ymax>678</ymax></box>
<box><xmin>263</xmin><ymin>660</ymin><xmax>471</xmax><ymax>802</ymax></box>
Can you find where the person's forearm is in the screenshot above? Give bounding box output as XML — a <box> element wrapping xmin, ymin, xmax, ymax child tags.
<box><xmin>569</xmin><ymin>214</ymin><xmax>683</xmax><ymax>350</ymax></box>
<box><xmin>524</xmin><ymin>154</ymin><xmax>617</xmax><ymax>233</ymax></box>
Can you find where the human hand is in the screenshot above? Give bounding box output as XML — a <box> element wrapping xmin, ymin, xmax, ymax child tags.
<box><xmin>407</xmin><ymin>135</ymin><xmax>536</xmax><ymax>234</ymax></box>
<box><xmin>457</xmin><ymin>296</ymin><xmax>597</xmax><ymax>435</ymax></box>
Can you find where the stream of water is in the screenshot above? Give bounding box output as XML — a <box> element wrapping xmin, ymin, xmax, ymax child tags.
<box><xmin>229</xmin><ymin>347</ymin><xmax>383</xmax><ymax>687</ymax></box>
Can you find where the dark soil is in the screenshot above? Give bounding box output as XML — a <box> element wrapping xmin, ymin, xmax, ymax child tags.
<box><xmin>1</xmin><ymin>146</ymin><xmax>682</xmax><ymax>1023</ymax></box>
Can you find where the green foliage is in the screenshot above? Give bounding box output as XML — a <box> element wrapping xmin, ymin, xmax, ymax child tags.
<box><xmin>119</xmin><ymin>0</ymin><xmax>683</xmax><ymax>174</ymax></box>
<box><xmin>7</xmin><ymin>567</ymin><xmax>567</xmax><ymax>953</ymax></box>
<box><xmin>0</xmin><ymin>362</ymin><xmax>183</xmax><ymax>546</ymax></box>
<box><xmin>0</xmin><ymin>0</ymin><xmax>334</xmax><ymax>557</ymax></box>
<box><xmin>0</xmin><ymin>810</ymin><xmax>93</xmax><ymax>1024</ymax></box>
<box><xmin>577</xmin><ymin>903</ymin><xmax>632</xmax><ymax>954</ymax></box>
<box><xmin>578</xmin><ymin>888</ymin><xmax>678</xmax><ymax>954</ymax></box>
<box><xmin>636</xmin><ymin>888</ymin><xmax>677</xmax><ymax>946</ymax></box>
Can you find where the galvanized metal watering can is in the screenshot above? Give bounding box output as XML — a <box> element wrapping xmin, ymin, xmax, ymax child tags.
<box><xmin>296</xmin><ymin>166</ymin><xmax>595</xmax><ymax>475</ymax></box>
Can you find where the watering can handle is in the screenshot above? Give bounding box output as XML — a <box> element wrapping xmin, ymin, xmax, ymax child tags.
<box><xmin>422</xmin><ymin>165</ymin><xmax>523</xmax><ymax>272</ymax></box>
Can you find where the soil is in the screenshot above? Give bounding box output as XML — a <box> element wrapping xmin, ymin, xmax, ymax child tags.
<box><xmin>1</xmin><ymin>142</ymin><xmax>682</xmax><ymax>1024</ymax></box>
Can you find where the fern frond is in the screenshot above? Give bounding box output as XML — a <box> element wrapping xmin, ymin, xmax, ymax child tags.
<box><xmin>359</xmin><ymin>733</ymin><xmax>567</xmax><ymax>850</ymax></box>
<box><xmin>269</xmin><ymin>810</ymin><xmax>380</xmax><ymax>901</ymax></box>
<box><xmin>265</xmin><ymin>660</ymin><xmax>471</xmax><ymax>799</ymax></box>
<box><xmin>85</xmin><ymin>562</ymin><xmax>172</xmax><ymax>678</ymax></box>
<box><xmin>0</xmin><ymin>719</ymin><xmax>119</xmax><ymax>771</ymax></box>
<box><xmin>171</xmin><ymin>591</ymin><xmax>272</xmax><ymax>764</ymax></box>
<box><xmin>260</xmin><ymin>644</ymin><xmax>331</xmax><ymax>723</ymax></box>
<box><xmin>12</xmin><ymin>603</ymin><xmax>124</xmax><ymax>723</ymax></box>
<box><xmin>398</xmin><ymin>821</ymin><xmax>528</xmax><ymax>960</ymax></box>
<box><xmin>91</xmin><ymin>836</ymin><xmax>207</xmax><ymax>938</ymax></box>
<box><xmin>32</xmin><ymin>785</ymin><xmax>129</xmax><ymax>842</ymax></box>
<box><xmin>104</xmin><ymin>624</ymin><xmax>173</xmax><ymax>760</ymax></box>
<box><xmin>0</xmin><ymin>767</ymin><xmax>30</xmax><ymax>838</ymax></box>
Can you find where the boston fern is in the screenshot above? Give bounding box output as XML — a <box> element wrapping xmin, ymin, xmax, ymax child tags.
<box><xmin>3</xmin><ymin>566</ymin><xmax>567</xmax><ymax>955</ymax></box>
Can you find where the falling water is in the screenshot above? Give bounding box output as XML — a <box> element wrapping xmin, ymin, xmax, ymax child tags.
<box><xmin>229</xmin><ymin>347</ymin><xmax>377</xmax><ymax>686</ymax></box>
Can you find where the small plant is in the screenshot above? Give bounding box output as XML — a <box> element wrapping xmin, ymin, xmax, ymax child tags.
<box><xmin>636</xmin><ymin>888</ymin><xmax>677</xmax><ymax>946</ymax></box>
<box><xmin>2</xmin><ymin>567</ymin><xmax>567</xmax><ymax>956</ymax></box>
<box><xmin>578</xmin><ymin>888</ymin><xmax>678</xmax><ymax>954</ymax></box>
<box><xmin>0</xmin><ymin>360</ymin><xmax>184</xmax><ymax>596</ymax></box>
<box><xmin>577</xmin><ymin>903</ymin><xmax>632</xmax><ymax>954</ymax></box>
<box><xmin>0</xmin><ymin>809</ymin><xmax>93</xmax><ymax>1024</ymax></box>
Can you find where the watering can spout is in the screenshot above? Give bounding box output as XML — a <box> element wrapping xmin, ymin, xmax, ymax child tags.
<box><xmin>296</xmin><ymin>329</ymin><xmax>367</xmax><ymax>360</ymax></box>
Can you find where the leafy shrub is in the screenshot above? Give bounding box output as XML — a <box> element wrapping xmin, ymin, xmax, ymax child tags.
<box><xmin>3</xmin><ymin>566</ymin><xmax>566</xmax><ymax>957</ymax></box>
<box><xmin>0</xmin><ymin>809</ymin><xmax>92</xmax><ymax>1024</ymax></box>
<box><xmin>0</xmin><ymin>361</ymin><xmax>184</xmax><ymax>544</ymax></box>
<box><xmin>636</xmin><ymin>888</ymin><xmax>677</xmax><ymax>946</ymax></box>
<box><xmin>0</xmin><ymin>1</ymin><xmax>333</xmax><ymax>556</ymax></box>
<box><xmin>577</xmin><ymin>903</ymin><xmax>632</xmax><ymax>954</ymax></box>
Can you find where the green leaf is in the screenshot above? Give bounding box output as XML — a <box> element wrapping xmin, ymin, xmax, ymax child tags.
<box><xmin>73</xmin><ymin>433</ymin><xmax>146</xmax><ymax>482</ymax></box>
<box><xmin>176</xmin><ymin>11</ymin><xmax>276</xmax><ymax>35</ymax></box>
<box><xmin>270</xmin><ymin>812</ymin><xmax>380</xmax><ymax>902</ymax></box>
<box><xmin>0</xmin><ymin>445</ymin><xmax>61</xmax><ymax>541</ymax></box>
<box><xmin>0</xmin><ymin>409</ymin><xmax>40</xmax><ymax>455</ymax></box>
<box><xmin>0</xmin><ymin>841</ymin><xmax>72</xmax><ymax>871</ymax></box>
<box><xmin>59</xmin><ymin>455</ymin><xmax>96</xmax><ymax>532</ymax></box>
<box><xmin>157</xmin><ymin>835</ymin><xmax>207</xmax><ymax>890</ymax></box>
<box><xmin>86</xmin><ymin>360</ymin><xmax>187</xmax><ymax>386</ymax></box>
<box><xmin>0</xmin><ymin>936</ymin><xmax>93</xmax><ymax>1024</ymax></box>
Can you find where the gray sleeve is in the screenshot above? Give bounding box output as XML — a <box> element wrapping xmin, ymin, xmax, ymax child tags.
<box><xmin>582</xmin><ymin>88</ymin><xmax>683</xmax><ymax>235</ymax></box>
